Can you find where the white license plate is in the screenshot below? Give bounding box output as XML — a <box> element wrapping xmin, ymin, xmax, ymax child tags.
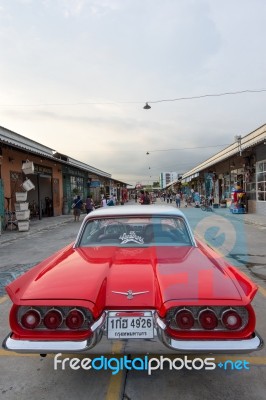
<box><xmin>107</xmin><ymin>316</ymin><xmax>154</xmax><ymax>339</ymax></box>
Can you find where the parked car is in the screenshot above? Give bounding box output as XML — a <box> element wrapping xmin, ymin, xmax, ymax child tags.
<box><xmin>2</xmin><ymin>205</ymin><xmax>263</xmax><ymax>355</ymax></box>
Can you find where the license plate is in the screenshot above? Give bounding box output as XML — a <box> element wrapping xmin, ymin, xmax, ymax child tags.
<box><xmin>107</xmin><ymin>316</ymin><xmax>154</xmax><ymax>339</ymax></box>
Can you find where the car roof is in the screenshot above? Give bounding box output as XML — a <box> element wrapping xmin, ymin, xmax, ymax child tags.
<box><xmin>85</xmin><ymin>205</ymin><xmax>186</xmax><ymax>218</ymax></box>
<box><xmin>76</xmin><ymin>205</ymin><xmax>196</xmax><ymax>247</ymax></box>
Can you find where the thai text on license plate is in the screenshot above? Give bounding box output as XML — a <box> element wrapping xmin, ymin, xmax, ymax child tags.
<box><xmin>107</xmin><ymin>316</ymin><xmax>154</xmax><ymax>339</ymax></box>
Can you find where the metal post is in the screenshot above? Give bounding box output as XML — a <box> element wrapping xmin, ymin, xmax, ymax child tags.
<box><xmin>37</xmin><ymin>173</ymin><xmax>42</xmax><ymax>220</ymax></box>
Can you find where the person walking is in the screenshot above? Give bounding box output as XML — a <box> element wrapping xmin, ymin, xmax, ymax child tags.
<box><xmin>139</xmin><ymin>190</ymin><xmax>150</xmax><ymax>205</ymax></box>
<box><xmin>101</xmin><ymin>195</ymin><xmax>108</xmax><ymax>207</ymax></box>
<box><xmin>175</xmin><ymin>193</ymin><xmax>181</xmax><ymax>208</ymax></box>
<box><xmin>139</xmin><ymin>190</ymin><xmax>145</xmax><ymax>204</ymax></box>
<box><xmin>144</xmin><ymin>191</ymin><xmax>151</xmax><ymax>204</ymax></box>
<box><xmin>194</xmin><ymin>191</ymin><xmax>200</xmax><ymax>208</ymax></box>
<box><xmin>85</xmin><ymin>195</ymin><xmax>94</xmax><ymax>214</ymax></box>
<box><xmin>209</xmin><ymin>193</ymin><xmax>214</xmax><ymax>206</ymax></box>
<box><xmin>72</xmin><ymin>195</ymin><xmax>83</xmax><ymax>222</ymax></box>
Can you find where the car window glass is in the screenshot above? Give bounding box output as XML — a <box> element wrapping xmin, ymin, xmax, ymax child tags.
<box><xmin>79</xmin><ymin>216</ymin><xmax>192</xmax><ymax>247</ymax></box>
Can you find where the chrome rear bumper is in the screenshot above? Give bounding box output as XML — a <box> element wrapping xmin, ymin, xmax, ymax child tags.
<box><xmin>3</xmin><ymin>335</ymin><xmax>97</xmax><ymax>353</ymax></box>
<box><xmin>159</xmin><ymin>331</ymin><xmax>264</xmax><ymax>354</ymax></box>
<box><xmin>3</xmin><ymin>331</ymin><xmax>263</xmax><ymax>354</ymax></box>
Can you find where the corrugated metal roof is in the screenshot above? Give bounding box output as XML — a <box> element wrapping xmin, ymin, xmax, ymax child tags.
<box><xmin>0</xmin><ymin>126</ymin><xmax>55</xmax><ymax>157</ymax></box>
<box><xmin>0</xmin><ymin>126</ymin><xmax>111</xmax><ymax>178</ymax></box>
<box><xmin>67</xmin><ymin>156</ymin><xmax>111</xmax><ymax>178</ymax></box>
<box><xmin>182</xmin><ymin>124</ymin><xmax>266</xmax><ymax>180</ymax></box>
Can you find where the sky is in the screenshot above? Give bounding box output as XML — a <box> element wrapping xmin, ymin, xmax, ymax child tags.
<box><xmin>1</xmin><ymin>0</ymin><xmax>266</xmax><ymax>186</ymax></box>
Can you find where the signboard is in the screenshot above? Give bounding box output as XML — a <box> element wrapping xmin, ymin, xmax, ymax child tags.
<box><xmin>89</xmin><ymin>181</ymin><xmax>101</xmax><ymax>188</ymax></box>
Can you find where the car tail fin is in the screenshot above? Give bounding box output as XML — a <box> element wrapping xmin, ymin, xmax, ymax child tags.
<box><xmin>226</xmin><ymin>266</ymin><xmax>258</xmax><ymax>302</ymax></box>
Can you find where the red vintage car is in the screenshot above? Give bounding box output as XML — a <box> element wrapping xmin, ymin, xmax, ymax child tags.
<box><xmin>2</xmin><ymin>205</ymin><xmax>263</xmax><ymax>354</ymax></box>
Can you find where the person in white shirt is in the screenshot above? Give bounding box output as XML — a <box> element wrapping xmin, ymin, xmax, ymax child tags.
<box><xmin>101</xmin><ymin>195</ymin><xmax>108</xmax><ymax>207</ymax></box>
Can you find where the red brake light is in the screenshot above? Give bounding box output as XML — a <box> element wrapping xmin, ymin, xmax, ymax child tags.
<box><xmin>222</xmin><ymin>309</ymin><xmax>242</xmax><ymax>330</ymax></box>
<box><xmin>66</xmin><ymin>309</ymin><xmax>85</xmax><ymax>329</ymax></box>
<box><xmin>176</xmin><ymin>309</ymin><xmax>194</xmax><ymax>329</ymax></box>
<box><xmin>43</xmin><ymin>309</ymin><xmax>63</xmax><ymax>329</ymax></box>
<box><xmin>199</xmin><ymin>309</ymin><xmax>218</xmax><ymax>330</ymax></box>
<box><xmin>21</xmin><ymin>309</ymin><xmax>41</xmax><ymax>329</ymax></box>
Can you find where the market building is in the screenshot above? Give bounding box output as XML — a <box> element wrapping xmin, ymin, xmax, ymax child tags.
<box><xmin>0</xmin><ymin>126</ymin><xmax>128</xmax><ymax>227</ymax></box>
<box><xmin>181</xmin><ymin>124</ymin><xmax>266</xmax><ymax>215</ymax></box>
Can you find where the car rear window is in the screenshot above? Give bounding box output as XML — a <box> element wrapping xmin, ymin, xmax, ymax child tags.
<box><xmin>78</xmin><ymin>216</ymin><xmax>193</xmax><ymax>247</ymax></box>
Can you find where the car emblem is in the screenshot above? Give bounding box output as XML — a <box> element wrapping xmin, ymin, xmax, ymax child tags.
<box><xmin>112</xmin><ymin>290</ymin><xmax>149</xmax><ymax>300</ymax></box>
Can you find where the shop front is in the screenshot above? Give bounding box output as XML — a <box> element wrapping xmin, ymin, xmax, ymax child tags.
<box><xmin>0</xmin><ymin>150</ymin><xmax>62</xmax><ymax>218</ymax></box>
<box><xmin>26</xmin><ymin>164</ymin><xmax>54</xmax><ymax>218</ymax></box>
<box><xmin>62</xmin><ymin>165</ymin><xmax>87</xmax><ymax>214</ymax></box>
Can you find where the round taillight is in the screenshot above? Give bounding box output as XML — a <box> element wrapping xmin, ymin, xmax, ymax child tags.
<box><xmin>222</xmin><ymin>309</ymin><xmax>242</xmax><ymax>330</ymax></box>
<box><xmin>21</xmin><ymin>309</ymin><xmax>41</xmax><ymax>329</ymax></box>
<box><xmin>199</xmin><ymin>309</ymin><xmax>218</xmax><ymax>330</ymax></box>
<box><xmin>175</xmin><ymin>309</ymin><xmax>194</xmax><ymax>330</ymax></box>
<box><xmin>66</xmin><ymin>309</ymin><xmax>85</xmax><ymax>330</ymax></box>
<box><xmin>43</xmin><ymin>309</ymin><xmax>63</xmax><ymax>329</ymax></box>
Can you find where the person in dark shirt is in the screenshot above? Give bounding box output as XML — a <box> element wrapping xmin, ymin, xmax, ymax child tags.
<box><xmin>73</xmin><ymin>195</ymin><xmax>83</xmax><ymax>221</ymax></box>
<box><xmin>85</xmin><ymin>195</ymin><xmax>94</xmax><ymax>214</ymax></box>
<box><xmin>140</xmin><ymin>191</ymin><xmax>150</xmax><ymax>205</ymax></box>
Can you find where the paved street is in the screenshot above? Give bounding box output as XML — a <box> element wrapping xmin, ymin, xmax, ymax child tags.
<box><xmin>0</xmin><ymin>199</ymin><xmax>266</xmax><ymax>400</ymax></box>
<box><xmin>1</xmin><ymin>198</ymin><xmax>266</xmax><ymax>244</ymax></box>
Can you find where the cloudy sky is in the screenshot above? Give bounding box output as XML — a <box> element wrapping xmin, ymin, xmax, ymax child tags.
<box><xmin>1</xmin><ymin>0</ymin><xmax>266</xmax><ymax>186</ymax></box>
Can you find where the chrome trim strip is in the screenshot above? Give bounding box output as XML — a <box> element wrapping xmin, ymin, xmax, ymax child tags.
<box><xmin>154</xmin><ymin>314</ymin><xmax>167</xmax><ymax>330</ymax></box>
<box><xmin>90</xmin><ymin>312</ymin><xmax>107</xmax><ymax>332</ymax></box>
<box><xmin>107</xmin><ymin>310</ymin><xmax>155</xmax><ymax>318</ymax></box>
<box><xmin>2</xmin><ymin>334</ymin><xmax>95</xmax><ymax>353</ymax></box>
<box><xmin>160</xmin><ymin>331</ymin><xmax>264</xmax><ymax>353</ymax></box>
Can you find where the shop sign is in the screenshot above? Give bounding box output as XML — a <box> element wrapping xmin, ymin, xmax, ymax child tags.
<box><xmin>89</xmin><ymin>180</ymin><xmax>101</xmax><ymax>188</ymax></box>
<box><xmin>34</xmin><ymin>164</ymin><xmax>52</xmax><ymax>175</ymax></box>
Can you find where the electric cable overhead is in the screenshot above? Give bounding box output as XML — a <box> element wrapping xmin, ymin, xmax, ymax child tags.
<box><xmin>145</xmin><ymin>88</ymin><xmax>266</xmax><ymax>105</ymax></box>
<box><xmin>0</xmin><ymin>88</ymin><xmax>265</xmax><ymax>107</ymax></box>
<box><xmin>146</xmin><ymin>144</ymin><xmax>230</xmax><ymax>153</ymax></box>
